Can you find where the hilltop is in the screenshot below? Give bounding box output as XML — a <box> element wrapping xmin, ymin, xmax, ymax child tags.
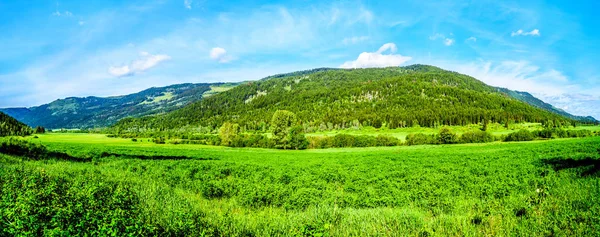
<box><xmin>113</xmin><ymin>65</ymin><xmax>593</xmax><ymax>132</ymax></box>
<box><xmin>0</xmin><ymin>83</ymin><xmax>239</xmax><ymax>129</ymax></box>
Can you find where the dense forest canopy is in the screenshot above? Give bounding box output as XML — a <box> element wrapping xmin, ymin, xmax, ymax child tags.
<box><xmin>113</xmin><ymin>65</ymin><xmax>583</xmax><ymax>134</ymax></box>
<box><xmin>0</xmin><ymin>112</ymin><xmax>32</xmax><ymax>136</ymax></box>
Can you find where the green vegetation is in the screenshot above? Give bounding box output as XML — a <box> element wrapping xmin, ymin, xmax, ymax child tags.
<box><xmin>0</xmin><ymin>112</ymin><xmax>32</xmax><ymax>136</ymax></box>
<box><xmin>112</xmin><ymin>65</ymin><xmax>595</xmax><ymax>136</ymax></box>
<box><xmin>0</xmin><ymin>83</ymin><xmax>238</xmax><ymax>129</ymax></box>
<box><xmin>0</xmin><ymin>133</ymin><xmax>599</xmax><ymax>236</ymax></box>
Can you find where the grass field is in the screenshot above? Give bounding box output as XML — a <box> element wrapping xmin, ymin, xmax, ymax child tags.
<box><xmin>1</xmin><ymin>133</ymin><xmax>600</xmax><ymax>236</ymax></box>
<box><xmin>308</xmin><ymin>123</ymin><xmax>600</xmax><ymax>140</ymax></box>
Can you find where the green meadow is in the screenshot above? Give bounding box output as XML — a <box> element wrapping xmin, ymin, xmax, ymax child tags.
<box><xmin>1</xmin><ymin>133</ymin><xmax>599</xmax><ymax>236</ymax></box>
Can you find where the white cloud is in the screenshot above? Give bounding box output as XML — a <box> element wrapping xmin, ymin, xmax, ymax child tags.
<box><xmin>184</xmin><ymin>0</ymin><xmax>192</xmax><ymax>9</ymax></box>
<box><xmin>444</xmin><ymin>38</ymin><xmax>455</xmax><ymax>46</ymax></box>
<box><xmin>209</xmin><ymin>47</ymin><xmax>233</xmax><ymax>63</ymax></box>
<box><xmin>340</xmin><ymin>43</ymin><xmax>412</xmax><ymax>69</ymax></box>
<box><xmin>511</xmin><ymin>29</ymin><xmax>540</xmax><ymax>37</ymax></box>
<box><xmin>108</xmin><ymin>52</ymin><xmax>171</xmax><ymax>77</ymax></box>
<box><xmin>430</xmin><ymin>33</ymin><xmax>454</xmax><ymax>46</ymax></box>
<box><xmin>52</xmin><ymin>11</ymin><xmax>73</xmax><ymax>17</ymax></box>
<box><xmin>466</xmin><ymin>37</ymin><xmax>477</xmax><ymax>42</ymax></box>
<box><xmin>78</xmin><ymin>21</ymin><xmax>85</xmax><ymax>26</ymax></box>
<box><xmin>342</xmin><ymin>36</ymin><xmax>370</xmax><ymax>45</ymax></box>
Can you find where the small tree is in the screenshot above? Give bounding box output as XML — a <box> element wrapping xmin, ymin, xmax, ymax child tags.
<box><xmin>288</xmin><ymin>126</ymin><xmax>309</xmax><ymax>150</ymax></box>
<box><xmin>35</xmin><ymin>126</ymin><xmax>46</xmax><ymax>134</ymax></box>
<box><xmin>271</xmin><ymin>110</ymin><xmax>298</xmax><ymax>149</ymax></box>
<box><xmin>481</xmin><ymin>119</ymin><xmax>488</xmax><ymax>131</ymax></box>
<box><xmin>219</xmin><ymin>122</ymin><xmax>240</xmax><ymax>146</ymax></box>
<box><xmin>438</xmin><ymin>127</ymin><xmax>457</xmax><ymax>144</ymax></box>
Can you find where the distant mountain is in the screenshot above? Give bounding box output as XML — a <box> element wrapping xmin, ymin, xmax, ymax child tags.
<box><xmin>0</xmin><ymin>112</ymin><xmax>32</xmax><ymax>136</ymax></box>
<box><xmin>113</xmin><ymin>65</ymin><xmax>593</xmax><ymax>133</ymax></box>
<box><xmin>1</xmin><ymin>83</ymin><xmax>239</xmax><ymax>129</ymax></box>
<box><xmin>495</xmin><ymin>88</ymin><xmax>598</xmax><ymax>123</ymax></box>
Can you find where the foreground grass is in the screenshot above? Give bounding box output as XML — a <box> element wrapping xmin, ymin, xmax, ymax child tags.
<box><xmin>1</xmin><ymin>134</ymin><xmax>600</xmax><ymax>236</ymax></box>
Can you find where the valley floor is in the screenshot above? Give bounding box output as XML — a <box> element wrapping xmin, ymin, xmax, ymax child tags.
<box><xmin>1</xmin><ymin>133</ymin><xmax>599</xmax><ymax>236</ymax></box>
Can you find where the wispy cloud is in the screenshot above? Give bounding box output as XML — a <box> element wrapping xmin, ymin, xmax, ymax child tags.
<box><xmin>444</xmin><ymin>38</ymin><xmax>455</xmax><ymax>46</ymax></box>
<box><xmin>184</xmin><ymin>0</ymin><xmax>192</xmax><ymax>9</ymax></box>
<box><xmin>52</xmin><ymin>10</ymin><xmax>73</xmax><ymax>17</ymax></box>
<box><xmin>466</xmin><ymin>37</ymin><xmax>477</xmax><ymax>42</ymax></box>
<box><xmin>340</xmin><ymin>43</ymin><xmax>412</xmax><ymax>68</ymax></box>
<box><xmin>511</xmin><ymin>29</ymin><xmax>540</xmax><ymax>37</ymax></box>
<box><xmin>108</xmin><ymin>52</ymin><xmax>171</xmax><ymax>77</ymax></box>
<box><xmin>430</xmin><ymin>33</ymin><xmax>454</xmax><ymax>46</ymax></box>
<box><xmin>342</xmin><ymin>36</ymin><xmax>370</xmax><ymax>45</ymax></box>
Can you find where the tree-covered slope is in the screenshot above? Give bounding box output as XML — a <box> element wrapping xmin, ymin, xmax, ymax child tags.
<box><xmin>495</xmin><ymin>88</ymin><xmax>598</xmax><ymax>123</ymax></box>
<box><xmin>114</xmin><ymin>65</ymin><xmax>582</xmax><ymax>132</ymax></box>
<box><xmin>0</xmin><ymin>112</ymin><xmax>32</xmax><ymax>136</ymax></box>
<box><xmin>0</xmin><ymin>83</ymin><xmax>239</xmax><ymax>129</ymax></box>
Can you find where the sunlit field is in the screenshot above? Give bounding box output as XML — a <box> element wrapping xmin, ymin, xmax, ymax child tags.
<box><xmin>1</xmin><ymin>133</ymin><xmax>599</xmax><ymax>236</ymax></box>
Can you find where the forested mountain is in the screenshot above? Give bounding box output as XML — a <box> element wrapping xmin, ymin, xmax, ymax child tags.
<box><xmin>495</xmin><ymin>88</ymin><xmax>598</xmax><ymax>123</ymax></box>
<box><xmin>0</xmin><ymin>112</ymin><xmax>32</xmax><ymax>136</ymax></box>
<box><xmin>113</xmin><ymin>65</ymin><xmax>593</xmax><ymax>133</ymax></box>
<box><xmin>0</xmin><ymin>83</ymin><xmax>239</xmax><ymax>129</ymax></box>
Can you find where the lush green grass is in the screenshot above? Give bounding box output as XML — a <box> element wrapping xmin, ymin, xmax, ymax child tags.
<box><xmin>1</xmin><ymin>133</ymin><xmax>600</xmax><ymax>236</ymax></box>
<box><xmin>308</xmin><ymin>123</ymin><xmax>600</xmax><ymax>140</ymax></box>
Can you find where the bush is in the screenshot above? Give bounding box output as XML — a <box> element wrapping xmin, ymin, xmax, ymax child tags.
<box><xmin>375</xmin><ymin>135</ymin><xmax>401</xmax><ymax>146</ymax></box>
<box><xmin>0</xmin><ymin>138</ymin><xmax>48</xmax><ymax>160</ymax></box>
<box><xmin>504</xmin><ymin>129</ymin><xmax>535</xmax><ymax>142</ymax></box>
<box><xmin>152</xmin><ymin>137</ymin><xmax>166</xmax><ymax>144</ymax></box>
<box><xmin>406</xmin><ymin>133</ymin><xmax>438</xmax><ymax>146</ymax></box>
<box><xmin>332</xmin><ymin>134</ymin><xmax>356</xmax><ymax>148</ymax></box>
<box><xmin>438</xmin><ymin>127</ymin><xmax>458</xmax><ymax>144</ymax></box>
<box><xmin>354</xmin><ymin>135</ymin><xmax>377</xmax><ymax>147</ymax></box>
<box><xmin>460</xmin><ymin>130</ymin><xmax>495</xmax><ymax>143</ymax></box>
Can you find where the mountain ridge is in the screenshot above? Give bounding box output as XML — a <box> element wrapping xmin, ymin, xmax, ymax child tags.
<box><xmin>0</xmin><ymin>82</ymin><xmax>240</xmax><ymax>129</ymax></box>
<box><xmin>113</xmin><ymin>65</ymin><xmax>596</xmax><ymax>133</ymax></box>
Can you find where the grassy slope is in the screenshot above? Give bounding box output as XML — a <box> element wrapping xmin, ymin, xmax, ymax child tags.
<box><xmin>1</xmin><ymin>133</ymin><xmax>599</xmax><ymax>236</ymax></box>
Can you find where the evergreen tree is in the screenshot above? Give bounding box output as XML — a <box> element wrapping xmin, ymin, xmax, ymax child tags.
<box><xmin>271</xmin><ymin>110</ymin><xmax>297</xmax><ymax>149</ymax></box>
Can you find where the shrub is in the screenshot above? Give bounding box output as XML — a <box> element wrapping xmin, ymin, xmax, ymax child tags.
<box><xmin>460</xmin><ymin>130</ymin><xmax>495</xmax><ymax>143</ymax></box>
<box><xmin>152</xmin><ymin>137</ymin><xmax>166</xmax><ymax>144</ymax></box>
<box><xmin>406</xmin><ymin>133</ymin><xmax>438</xmax><ymax>146</ymax></box>
<box><xmin>332</xmin><ymin>134</ymin><xmax>356</xmax><ymax>148</ymax></box>
<box><xmin>375</xmin><ymin>135</ymin><xmax>401</xmax><ymax>146</ymax></box>
<box><xmin>354</xmin><ymin>135</ymin><xmax>377</xmax><ymax>147</ymax></box>
<box><xmin>0</xmin><ymin>138</ymin><xmax>48</xmax><ymax>160</ymax></box>
<box><xmin>438</xmin><ymin>127</ymin><xmax>458</xmax><ymax>144</ymax></box>
<box><xmin>504</xmin><ymin>130</ymin><xmax>535</xmax><ymax>142</ymax></box>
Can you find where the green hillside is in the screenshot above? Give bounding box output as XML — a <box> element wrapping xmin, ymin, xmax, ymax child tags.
<box><xmin>0</xmin><ymin>83</ymin><xmax>239</xmax><ymax>129</ymax></box>
<box><xmin>494</xmin><ymin>88</ymin><xmax>598</xmax><ymax>123</ymax></box>
<box><xmin>0</xmin><ymin>112</ymin><xmax>32</xmax><ymax>136</ymax></box>
<box><xmin>114</xmin><ymin>65</ymin><xmax>584</xmax><ymax>132</ymax></box>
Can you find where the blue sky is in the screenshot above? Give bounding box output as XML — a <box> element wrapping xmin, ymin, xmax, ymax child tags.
<box><xmin>1</xmin><ymin>0</ymin><xmax>599</xmax><ymax>118</ymax></box>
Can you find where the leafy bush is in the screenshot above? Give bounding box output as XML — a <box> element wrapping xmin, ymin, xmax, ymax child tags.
<box><xmin>504</xmin><ymin>129</ymin><xmax>535</xmax><ymax>142</ymax></box>
<box><xmin>0</xmin><ymin>138</ymin><xmax>48</xmax><ymax>160</ymax></box>
<box><xmin>438</xmin><ymin>127</ymin><xmax>458</xmax><ymax>144</ymax></box>
<box><xmin>406</xmin><ymin>133</ymin><xmax>438</xmax><ymax>146</ymax></box>
<box><xmin>375</xmin><ymin>135</ymin><xmax>402</xmax><ymax>146</ymax></box>
<box><xmin>0</xmin><ymin>167</ymin><xmax>148</xmax><ymax>236</ymax></box>
<box><xmin>460</xmin><ymin>130</ymin><xmax>495</xmax><ymax>143</ymax></box>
